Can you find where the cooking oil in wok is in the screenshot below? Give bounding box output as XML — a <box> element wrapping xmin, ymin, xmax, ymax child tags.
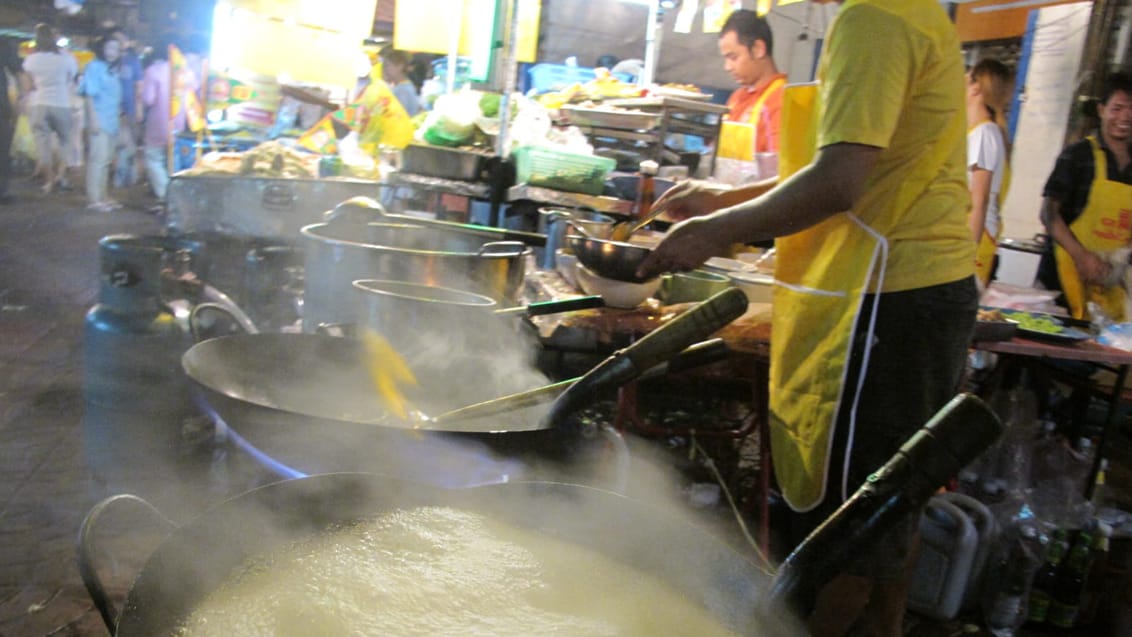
<box><xmin>173</xmin><ymin>506</ymin><xmax>740</xmax><ymax>636</ymax></box>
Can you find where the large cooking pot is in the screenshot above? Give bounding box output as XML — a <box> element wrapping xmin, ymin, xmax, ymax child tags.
<box><xmin>351</xmin><ymin>278</ymin><xmax>602</xmax><ymax>362</ymax></box>
<box><xmin>301</xmin><ymin>220</ymin><xmax>530</xmax><ymax>332</ymax></box>
<box><xmin>79</xmin><ymin>473</ymin><xmax>791</xmax><ymax>636</ymax></box>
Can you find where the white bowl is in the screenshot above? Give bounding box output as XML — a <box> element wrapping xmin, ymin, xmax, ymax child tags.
<box><xmin>576</xmin><ymin>265</ymin><xmax>662</xmax><ymax>309</ymax></box>
<box><xmin>728</xmin><ymin>270</ymin><xmax>775</xmax><ymax>304</ymax></box>
<box><xmin>555</xmin><ymin>249</ymin><xmax>579</xmax><ymax>289</ymax></box>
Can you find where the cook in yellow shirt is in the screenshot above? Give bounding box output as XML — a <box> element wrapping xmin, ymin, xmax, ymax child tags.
<box><xmin>638</xmin><ymin>2</ymin><xmax>976</xmax><ymax>635</ymax></box>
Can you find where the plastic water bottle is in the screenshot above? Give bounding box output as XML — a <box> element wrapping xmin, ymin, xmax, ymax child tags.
<box><xmin>983</xmin><ymin>522</ymin><xmax>1043</xmax><ymax>636</ymax></box>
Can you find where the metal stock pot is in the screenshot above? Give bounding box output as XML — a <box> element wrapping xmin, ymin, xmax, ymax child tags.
<box><xmin>301</xmin><ymin>218</ymin><xmax>532</xmax><ymax>331</ymax></box>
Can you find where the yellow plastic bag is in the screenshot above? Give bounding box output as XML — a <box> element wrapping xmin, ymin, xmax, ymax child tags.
<box><xmin>357</xmin><ymin>79</ymin><xmax>415</xmax><ymax>153</ymax></box>
<box><xmin>12</xmin><ymin>114</ymin><xmax>36</xmax><ymax>162</ymax></box>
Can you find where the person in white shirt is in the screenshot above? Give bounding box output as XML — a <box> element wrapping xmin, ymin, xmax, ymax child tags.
<box><xmin>21</xmin><ymin>23</ymin><xmax>78</xmax><ymax>193</ymax></box>
<box><xmin>966</xmin><ymin>58</ymin><xmax>1014</xmax><ymax>286</ymax></box>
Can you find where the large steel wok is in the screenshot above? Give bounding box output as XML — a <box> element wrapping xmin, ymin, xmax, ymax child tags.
<box><xmin>79</xmin><ymin>473</ymin><xmax>787</xmax><ymax>636</ymax></box>
<box><xmin>183</xmin><ymin>289</ymin><xmax>751</xmax><ymax>479</ymax></box>
<box><xmin>79</xmin><ymin>395</ymin><xmax>1003</xmax><ymax>636</ymax></box>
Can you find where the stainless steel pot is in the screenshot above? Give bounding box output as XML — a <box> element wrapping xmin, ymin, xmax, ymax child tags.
<box><xmin>301</xmin><ymin>218</ymin><xmax>532</xmax><ymax>331</ymax></box>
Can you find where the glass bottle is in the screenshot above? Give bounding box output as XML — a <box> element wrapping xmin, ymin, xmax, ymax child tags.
<box><xmin>983</xmin><ymin>522</ymin><xmax>1043</xmax><ymax>637</ymax></box>
<box><xmin>1027</xmin><ymin>528</ymin><xmax>1068</xmax><ymax>624</ymax></box>
<box><xmin>1077</xmin><ymin>522</ymin><xmax>1112</xmax><ymax>627</ymax></box>
<box><xmin>633</xmin><ymin>160</ymin><xmax>659</xmax><ymax>220</ymax></box>
<box><xmin>1048</xmin><ymin>530</ymin><xmax>1094</xmax><ymax>629</ymax></box>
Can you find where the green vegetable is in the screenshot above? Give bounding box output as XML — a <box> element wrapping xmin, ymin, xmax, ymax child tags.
<box><xmin>479</xmin><ymin>92</ymin><xmax>501</xmax><ymax>118</ymax></box>
<box><xmin>1004</xmin><ymin>311</ymin><xmax>1065</xmax><ymax>334</ymax></box>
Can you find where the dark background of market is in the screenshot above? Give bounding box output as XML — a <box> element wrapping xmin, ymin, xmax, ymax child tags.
<box><xmin>2</xmin><ymin>0</ymin><xmax>1132</xmax><ymax>636</ymax></box>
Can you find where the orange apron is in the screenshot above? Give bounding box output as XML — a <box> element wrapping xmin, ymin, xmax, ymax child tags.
<box><xmin>718</xmin><ymin>76</ymin><xmax>787</xmax><ymax>161</ymax></box>
<box><xmin>1053</xmin><ymin>136</ymin><xmax>1132</xmax><ymax>320</ymax></box>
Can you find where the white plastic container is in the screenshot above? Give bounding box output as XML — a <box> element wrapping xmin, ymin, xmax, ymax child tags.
<box><xmin>940</xmin><ymin>491</ymin><xmax>999</xmax><ymax>612</ymax></box>
<box><xmin>907</xmin><ymin>495</ymin><xmax>980</xmax><ymax>620</ymax></box>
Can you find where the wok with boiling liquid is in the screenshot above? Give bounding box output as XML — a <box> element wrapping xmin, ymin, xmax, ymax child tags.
<box><xmin>80</xmin><ymin>473</ymin><xmax>788</xmax><ymax>636</ymax></box>
<box><xmin>79</xmin><ymin>394</ymin><xmax>1003</xmax><ymax>636</ymax></box>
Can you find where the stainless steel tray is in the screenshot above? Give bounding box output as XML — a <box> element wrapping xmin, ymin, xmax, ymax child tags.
<box><xmin>559</xmin><ymin>105</ymin><xmax>663</xmax><ymax>131</ymax></box>
<box><xmin>400</xmin><ymin>143</ymin><xmax>492</xmax><ymax>181</ymax></box>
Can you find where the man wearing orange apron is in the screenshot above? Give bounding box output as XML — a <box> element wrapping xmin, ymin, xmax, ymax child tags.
<box><xmin>639</xmin><ymin>2</ymin><xmax>976</xmax><ymax>635</ymax></box>
<box><xmin>1039</xmin><ymin>74</ymin><xmax>1132</xmax><ymax>321</ymax></box>
<box><xmin>717</xmin><ymin>10</ymin><xmax>787</xmax><ymax>160</ymax></box>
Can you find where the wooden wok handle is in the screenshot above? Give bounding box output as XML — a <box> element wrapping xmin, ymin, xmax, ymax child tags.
<box><xmin>543</xmin><ymin>288</ymin><xmax>748</xmax><ymax>428</ymax></box>
<box><xmin>768</xmin><ymin>393</ymin><xmax>1004</xmax><ymax>619</ymax></box>
<box><xmin>620</xmin><ymin>287</ymin><xmax>748</xmax><ymax>374</ymax></box>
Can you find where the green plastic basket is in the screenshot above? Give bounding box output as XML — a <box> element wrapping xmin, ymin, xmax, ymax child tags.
<box><xmin>512</xmin><ymin>146</ymin><xmax>615</xmax><ymax>196</ymax></box>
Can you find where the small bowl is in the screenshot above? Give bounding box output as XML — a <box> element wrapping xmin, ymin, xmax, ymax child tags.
<box><xmin>555</xmin><ymin>249</ymin><xmax>579</xmax><ymax>289</ymax></box>
<box><xmin>576</xmin><ymin>264</ymin><xmax>662</xmax><ymax>309</ymax></box>
<box><xmin>567</xmin><ymin>235</ymin><xmax>655</xmax><ymax>283</ymax></box>
<box><xmin>728</xmin><ymin>270</ymin><xmax>775</xmax><ymax>304</ymax></box>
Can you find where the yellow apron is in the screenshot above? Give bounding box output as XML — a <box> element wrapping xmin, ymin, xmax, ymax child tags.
<box><xmin>973</xmin><ymin>147</ymin><xmax>1010</xmax><ymax>286</ymax></box>
<box><xmin>1054</xmin><ymin>136</ymin><xmax>1132</xmax><ymax>321</ymax></box>
<box><xmin>718</xmin><ymin>76</ymin><xmax>787</xmax><ymax>161</ymax></box>
<box><xmin>769</xmin><ymin>83</ymin><xmax>948</xmax><ymax>512</ymax></box>
<box><xmin>974</xmin><ymin>229</ymin><xmax>999</xmax><ymax>287</ymax></box>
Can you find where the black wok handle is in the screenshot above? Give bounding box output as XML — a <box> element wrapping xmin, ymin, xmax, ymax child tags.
<box><xmin>767</xmin><ymin>393</ymin><xmax>1003</xmax><ymax>621</ymax></box>
<box><xmin>78</xmin><ymin>494</ymin><xmax>177</xmax><ymax>634</ymax></box>
<box><xmin>543</xmin><ymin>287</ymin><xmax>748</xmax><ymax>428</ymax></box>
<box><xmin>494</xmin><ymin>295</ymin><xmax>605</xmax><ymax>317</ymax></box>
<box><xmin>622</xmin><ymin>287</ymin><xmax>747</xmax><ymax>374</ymax></box>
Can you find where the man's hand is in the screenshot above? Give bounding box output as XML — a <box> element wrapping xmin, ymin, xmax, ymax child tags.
<box><xmin>651</xmin><ymin>180</ymin><xmax>729</xmax><ymax>222</ymax></box>
<box><xmin>1075</xmin><ymin>250</ymin><xmax>1112</xmax><ymax>285</ymax></box>
<box><xmin>636</xmin><ymin>214</ymin><xmax>735</xmax><ymax>279</ymax></box>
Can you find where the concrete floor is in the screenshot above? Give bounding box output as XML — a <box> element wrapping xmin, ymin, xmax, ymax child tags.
<box><xmin>1</xmin><ymin>170</ymin><xmax>1128</xmax><ymax>636</ymax></box>
<box><xmin>0</xmin><ymin>175</ymin><xmax>282</xmax><ymax>636</ymax></box>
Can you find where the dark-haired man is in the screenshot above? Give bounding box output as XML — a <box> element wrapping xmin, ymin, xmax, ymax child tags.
<box><xmin>718</xmin><ymin>9</ymin><xmax>786</xmax><ymax>158</ymax></box>
<box><xmin>1038</xmin><ymin>72</ymin><xmax>1132</xmax><ymax>321</ymax></box>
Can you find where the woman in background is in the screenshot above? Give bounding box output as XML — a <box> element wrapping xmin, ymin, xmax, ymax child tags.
<box><xmin>380</xmin><ymin>49</ymin><xmax>421</xmax><ymax>116</ymax></box>
<box><xmin>967</xmin><ymin>58</ymin><xmax>1015</xmax><ymax>287</ymax></box>
<box><xmin>79</xmin><ymin>34</ymin><xmax>122</xmax><ymax>212</ymax></box>
<box><xmin>22</xmin><ymin>23</ymin><xmax>78</xmax><ymax>193</ymax></box>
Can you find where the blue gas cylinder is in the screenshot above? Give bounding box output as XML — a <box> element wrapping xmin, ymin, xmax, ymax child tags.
<box><xmin>83</xmin><ymin>235</ymin><xmax>195</xmax><ymax>416</ymax></box>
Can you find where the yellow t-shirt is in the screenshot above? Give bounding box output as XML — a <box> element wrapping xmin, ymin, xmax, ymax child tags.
<box><xmin>817</xmin><ymin>0</ymin><xmax>974</xmax><ymax>292</ymax></box>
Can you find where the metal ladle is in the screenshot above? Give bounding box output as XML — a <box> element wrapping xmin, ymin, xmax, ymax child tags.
<box><xmin>609</xmin><ymin>205</ymin><xmax>667</xmax><ymax>242</ymax></box>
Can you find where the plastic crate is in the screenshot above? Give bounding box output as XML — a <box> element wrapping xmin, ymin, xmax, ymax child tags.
<box><xmin>512</xmin><ymin>146</ymin><xmax>616</xmax><ymax>196</ymax></box>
